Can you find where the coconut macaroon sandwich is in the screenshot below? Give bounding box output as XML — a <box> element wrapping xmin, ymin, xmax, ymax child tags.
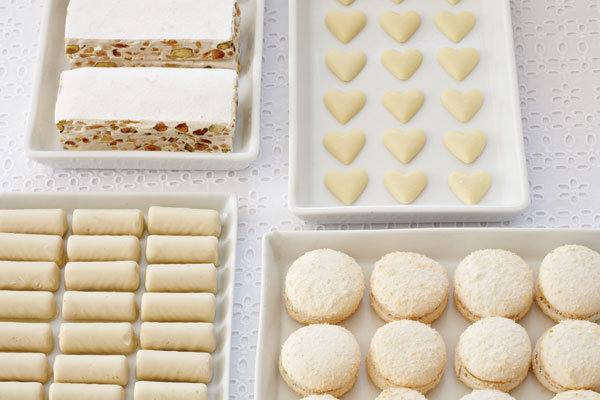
<box><xmin>454</xmin><ymin>249</ymin><xmax>534</xmax><ymax>322</ymax></box>
<box><xmin>301</xmin><ymin>396</ymin><xmax>339</xmax><ymax>400</ymax></box>
<box><xmin>376</xmin><ymin>388</ymin><xmax>429</xmax><ymax>400</ymax></box>
<box><xmin>460</xmin><ymin>390</ymin><xmax>517</xmax><ymax>400</ymax></box>
<box><xmin>553</xmin><ymin>391</ymin><xmax>600</xmax><ymax>400</ymax></box>
<box><xmin>536</xmin><ymin>244</ymin><xmax>600</xmax><ymax>322</ymax></box>
<box><xmin>532</xmin><ymin>320</ymin><xmax>600</xmax><ymax>393</ymax></box>
<box><xmin>454</xmin><ymin>317</ymin><xmax>531</xmax><ymax>392</ymax></box>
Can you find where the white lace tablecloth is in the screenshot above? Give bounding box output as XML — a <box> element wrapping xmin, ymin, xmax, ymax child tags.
<box><xmin>0</xmin><ymin>0</ymin><xmax>599</xmax><ymax>398</ymax></box>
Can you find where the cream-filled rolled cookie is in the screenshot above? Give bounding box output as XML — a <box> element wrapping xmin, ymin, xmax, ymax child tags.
<box><xmin>0</xmin><ymin>209</ymin><xmax>67</xmax><ymax>236</ymax></box>
<box><xmin>0</xmin><ymin>233</ymin><xmax>64</xmax><ymax>265</ymax></box>
<box><xmin>147</xmin><ymin>207</ymin><xmax>221</xmax><ymax>237</ymax></box>
<box><xmin>145</xmin><ymin>264</ymin><xmax>217</xmax><ymax>293</ymax></box>
<box><xmin>62</xmin><ymin>291</ymin><xmax>137</xmax><ymax>322</ymax></box>
<box><xmin>54</xmin><ymin>354</ymin><xmax>129</xmax><ymax>385</ymax></box>
<box><xmin>0</xmin><ymin>322</ymin><xmax>53</xmax><ymax>353</ymax></box>
<box><xmin>0</xmin><ymin>291</ymin><xmax>57</xmax><ymax>321</ymax></box>
<box><xmin>50</xmin><ymin>383</ymin><xmax>125</xmax><ymax>400</ymax></box>
<box><xmin>0</xmin><ymin>353</ymin><xmax>49</xmax><ymax>383</ymax></box>
<box><xmin>146</xmin><ymin>236</ymin><xmax>219</xmax><ymax>265</ymax></box>
<box><xmin>134</xmin><ymin>381</ymin><xmax>208</xmax><ymax>400</ymax></box>
<box><xmin>72</xmin><ymin>209</ymin><xmax>145</xmax><ymax>237</ymax></box>
<box><xmin>0</xmin><ymin>261</ymin><xmax>60</xmax><ymax>291</ymax></box>
<box><xmin>140</xmin><ymin>322</ymin><xmax>216</xmax><ymax>352</ymax></box>
<box><xmin>59</xmin><ymin>323</ymin><xmax>136</xmax><ymax>354</ymax></box>
<box><xmin>141</xmin><ymin>293</ymin><xmax>215</xmax><ymax>322</ymax></box>
<box><xmin>67</xmin><ymin>235</ymin><xmax>140</xmax><ymax>262</ymax></box>
<box><xmin>64</xmin><ymin>261</ymin><xmax>140</xmax><ymax>291</ymax></box>
<box><xmin>136</xmin><ymin>350</ymin><xmax>213</xmax><ymax>383</ymax></box>
<box><xmin>0</xmin><ymin>382</ymin><xmax>44</xmax><ymax>400</ymax></box>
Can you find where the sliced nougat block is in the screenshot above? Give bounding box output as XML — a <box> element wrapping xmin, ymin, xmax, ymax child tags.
<box><xmin>65</xmin><ymin>0</ymin><xmax>240</xmax><ymax>69</ymax></box>
<box><xmin>55</xmin><ymin>67</ymin><xmax>238</xmax><ymax>152</ymax></box>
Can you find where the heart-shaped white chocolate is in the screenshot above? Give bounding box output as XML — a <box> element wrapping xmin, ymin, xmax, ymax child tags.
<box><xmin>326</xmin><ymin>10</ymin><xmax>367</xmax><ymax>44</ymax></box>
<box><xmin>337</xmin><ymin>0</ymin><xmax>355</xmax><ymax>5</ymax></box>
<box><xmin>325</xmin><ymin>168</ymin><xmax>368</xmax><ymax>205</ymax></box>
<box><xmin>384</xmin><ymin>170</ymin><xmax>427</xmax><ymax>204</ymax></box>
<box><xmin>435</xmin><ymin>11</ymin><xmax>475</xmax><ymax>43</ymax></box>
<box><xmin>438</xmin><ymin>48</ymin><xmax>479</xmax><ymax>81</ymax></box>
<box><xmin>326</xmin><ymin>50</ymin><xmax>367</xmax><ymax>82</ymax></box>
<box><xmin>383</xmin><ymin>89</ymin><xmax>424</xmax><ymax>123</ymax></box>
<box><xmin>447</xmin><ymin>0</ymin><xmax>461</xmax><ymax>4</ymax></box>
<box><xmin>323</xmin><ymin>130</ymin><xmax>366</xmax><ymax>165</ymax></box>
<box><xmin>383</xmin><ymin>128</ymin><xmax>426</xmax><ymax>163</ymax></box>
<box><xmin>381</xmin><ymin>49</ymin><xmax>422</xmax><ymax>81</ymax></box>
<box><xmin>380</xmin><ymin>11</ymin><xmax>420</xmax><ymax>43</ymax></box>
<box><xmin>448</xmin><ymin>171</ymin><xmax>491</xmax><ymax>204</ymax></box>
<box><xmin>441</xmin><ymin>89</ymin><xmax>483</xmax><ymax>123</ymax></box>
<box><xmin>392</xmin><ymin>0</ymin><xmax>404</xmax><ymax>3</ymax></box>
<box><xmin>324</xmin><ymin>90</ymin><xmax>366</xmax><ymax>124</ymax></box>
<box><xmin>444</xmin><ymin>130</ymin><xmax>487</xmax><ymax>164</ymax></box>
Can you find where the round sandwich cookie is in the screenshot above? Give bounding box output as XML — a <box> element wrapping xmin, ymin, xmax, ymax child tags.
<box><xmin>553</xmin><ymin>391</ymin><xmax>600</xmax><ymax>400</ymax></box>
<box><xmin>454</xmin><ymin>249</ymin><xmax>534</xmax><ymax>322</ymax></box>
<box><xmin>279</xmin><ymin>324</ymin><xmax>361</xmax><ymax>397</ymax></box>
<box><xmin>285</xmin><ymin>249</ymin><xmax>365</xmax><ymax>324</ymax></box>
<box><xmin>370</xmin><ymin>252</ymin><xmax>449</xmax><ymax>323</ymax></box>
<box><xmin>532</xmin><ymin>320</ymin><xmax>600</xmax><ymax>393</ymax></box>
<box><xmin>460</xmin><ymin>390</ymin><xmax>517</xmax><ymax>400</ymax></box>
<box><xmin>536</xmin><ymin>245</ymin><xmax>600</xmax><ymax>322</ymax></box>
<box><xmin>367</xmin><ymin>320</ymin><xmax>446</xmax><ymax>394</ymax></box>
<box><xmin>376</xmin><ymin>388</ymin><xmax>428</xmax><ymax>400</ymax></box>
<box><xmin>455</xmin><ymin>317</ymin><xmax>531</xmax><ymax>392</ymax></box>
<box><xmin>302</xmin><ymin>396</ymin><xmax>339</xmax><ymax>400</ymax></box>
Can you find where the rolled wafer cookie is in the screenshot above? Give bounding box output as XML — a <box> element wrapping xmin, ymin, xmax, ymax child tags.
<box><xmin>72</xmin><ymin>209</ymin><xmax>145</xmax><ymax>237</ymax></box>
<box><xmin>49</xmin><ymin>383</ymin><xmax>125</xmax><ymax>400</ymax></box>
<box><xmin>0</xmin><ymin>382</ymin><xmax>44</xmax><ymax>400</ymax></box>
<box><xmin>141</xmin><ymin>292</ymin><xmax>215</xmax><ymax>322</ymax></box>
<box><xmin>134</xmin><ymin>381</ymin><xmax>208</xmax><ymax>400</ymax></box>
<box><xmin>0</xmin><ymin>261</ymin><xmax>60</xmax><ymax>291</ymax></box>
<box><xmin>53</xmin><ymin>354</ymin><xmax>129</xmax><ymax>385</ymax></box>
<box><xmin>59</xmin><ymin>323</ymin><xmax>136</xmax><ymax>354</ymax></box>
<box><xmin>145</xmin><ymin>264</ymin><xmax>217</xmax><ymax>293</ymax></box>
<box><xmin>64</xmin><ymin>261</ymin><xmax>140</xmax><ymax>291</ymax></box>
<box><xmin>0</xmin><ymin>353</ymin><xmax>49</xmax><ymax>383</ymax></box>
<box><xmin>0</xmin><ymin>209</ymin><xmax>68</xmax><ymax>236</ymax></box>
<box><xmin>0</xmin><ymin>322</ymin><xmax>53</xmax><ymax>353</ymax></box>
<box><xmin>0</xmin><ymin>233</ymin><xmax>64</xmax><ymax>265</ymax></box>
<box><xmin>62</xmin><ymin>291</ymin><xmax>137</xmax><ymax>322</ymax></box>
<box><xmin>146</xmin><ymin>236</ymin><xmax>218</xmax><ymax>265</ymax></box>
<box><xmin>0</xmin><ymin>291</ymin><xmax>57</xmax><ymax>321</ymax></box>
<box><xmin>67</xmin><ymin>235</ymin><xmax>140</xmax><ymax>262</ymax></box>
<box><xmin>148</xmin><ymin>206</ymin><xmax>221</xmax><ymax>237</ymax></box>
<box><xmin>135</xmin><ymin>350</ymin><xmax>213</xmax><ymax>383</ymax></box>
<box><xmin>140</xmin><ymin>322</ymin><xmax>216</xmax><ymax>352</ymax></box>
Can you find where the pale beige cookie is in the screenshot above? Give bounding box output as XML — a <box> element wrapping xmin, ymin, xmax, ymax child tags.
<box><xmin>448</xmin><ymin>171</ymin><xmax>491</xmax><ymax>205</ymax></box>
<box><xmin>0</xmin><ymin>382</ymin><xmax>44</xmax><ymax>400</ymax></box>
<box><xmin>301</xmin><ymin>396</ymin><xmax>337</xmax><ymax>400</ymax></box>
<box><xmin>384</xmin><ymin>170</ymin><xmax>427</xmax><ymax>204</ymax></box>
<box><xmin>376</xmin><ymin>388</ymin><xmax>427</xmax><ymax>399</ymax></box>
<box><xmin>460</xmin><ymin>390</ymin><xmax>517</xmax><ymax>400</ymax></box>
<box><xmin>438</xmin><ymin>48</ymin><xmax>479</xmax><ymax>81</ymax></box>
<box><xmin>50</xmin><ymin>383</ymin><xmax>124</xmax><ymax>400</ymax></box>
<box><xmin>383</xmin><ymin>90</ymin><xmax>424</xmax><ymax>123</ymax></box>
<box><xmin>444</xmin><ymin>130</ymin><xmax>487</xmax><ymax>164</ymax></box>
<box><xmin>435</xmin><ymin>11</ymin><xmax>476</xmax><ymax>43</ymax></box>
<box><xmin>323</xmin><ymin>130</ymin><xmax>366</xmax><ymax>165</ymax></box>
<box><xmin>383</xmin><ymin>128</ymin><xmax>426</xmax><ymax>163</ymax></box>
<box><xmin>326</xmin><ymin>50</ymin><xmax>367</xmax><ymax>82</ymax></box>
<box><xmin>279</xmin><ymin>324</ymin><xmax>361</xmax><ymax>397</ymax></box>
<box><xmin>0</xmin><ymin>353</ymin><xmax>49</xmax><ymax>383</ymax></box>
<box><xmin>285</xmin><ymin>249</ymin><xmax>365</xmax><ymax>324</ymax></box>
<box><xmin>325</xmin><ymin>10</ymin><xmax>366</xmax><ymax>43</ymax></box>
<box><xmin>136</xmin><ymin>350</ymin><xmax>212</xmax><ymax>384</ymax></box>
<box><xmin>382</xmin><ymin>49</ymin><xmax>422</xmax><ymax>80</ymax></box>
<box><xmin>370</xmin><ymin>252</ymin><xmax>448</xmax><ymax>322</ymax></box>
<box><xmin>553</xmin><ymin>391</ymin><xmax>600</xmax><ymax>400</ymax></box>
<box><xmin>532</xmin><ymin>320</ymin><xmax>600</xmax><ymax>393</ymax></box>
<box><xmin>367</xmin><ymin>320</ymin><xmax>446</xmax><ymax>393</ymax></box>
<box><xmin>134</xmin><ymin>382</ymin><xmax>208</xmax><ymax>400</ymax></box>
<box><xmin>53</xmin><ymin>354</ymin><xmax>128</xmax><ymax>385</ymax></box>
<box><xmin>536</xmin><ymin>244</ymin><xmax>600</xmax><ymax>322</ymax></box>
<box><xmin>325</xmin><ymin>168</ymin><xmax>368</xmax><ymax>205</ymax></box>
<box><xmin>0</xmin><ymin>322</ymin><xmax>53</xmax><ymax>353</ymax></box>
<box><xmin>324</xmin><ymin>90</ymin><xmax>366</xmax><ymax>124</ymax></box>
<box><xmin>0</xmin><ymin>209</ymin><xmax>67</xmax><ymax>236</ymax></box>
<box><xmin>454</xmin><ymin>249</ymin><xmax>534</xmax><ymax>322</ymax></box>
<box><xmin>380</xmin><ymin>11</ymin><xmax>420</xmax><ymax>43</ymax></box>
<box><xmin>442</xmin><ymin>89</ymin><xmax>483</xmax><ymax>122</ymax></box>
<box><xmin>455</xmin><ymin>317</ymin><xmax>531</xmax><ymax>392</ymax></box>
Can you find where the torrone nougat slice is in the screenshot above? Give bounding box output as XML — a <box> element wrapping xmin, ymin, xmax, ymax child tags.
<box><xmin>65</xmin><ymin>0</ymin><xmax>240</xmax><ymax>69</ymax></box>
<box><xmin>55</xmin><ymin>67</ymin><xmax>238</xmax><ymax>152</ymax></box>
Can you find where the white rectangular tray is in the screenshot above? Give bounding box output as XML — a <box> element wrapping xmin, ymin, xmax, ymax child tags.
<box><xmin>256</xmin><ymin>228</ymin><xmax>598</xmax><ymax>399</ymax></box>
<box><xmin>25</xmin><ymin>0</ymin><xmax>263</xmax><ymax>170</ymax></box>
<box><xmin>0</xmin><ymin>192</ymin><xmax>237</xmax><ymax>400</ymax></box>
<box><xmin>288</xmin><ymin>0</ymin><xmax>529</xmax><ymax>223</ymax></box>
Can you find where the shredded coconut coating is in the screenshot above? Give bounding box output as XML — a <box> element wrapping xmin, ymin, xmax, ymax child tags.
<box><xmin>553</xmin><ymin>391</ymin><xmax>600</xmax><ymax>400</ymax></box>
<box><xmin>460</xmin><ymin>390</ymin><xmax>517</xmax><ymax>400</ymax></box>
<box><xmin>301</xmin><ymin>396</ymin><xmax>339</xmax><ymax>400</ymax></box>
<box><xmin>376</xmin><ymin>388</ymin><xmax>428</xmax><ymax>400</ymax></box>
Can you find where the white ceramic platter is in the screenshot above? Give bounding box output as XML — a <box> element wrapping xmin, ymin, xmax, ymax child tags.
<box><xmin>288</xmin><ymin>0</ymin><xmax>529</xmax><ymax>223</ymax></box>
<box><xmin>0</xmin><ymin>192</ymin><xmax>237</xmax><ymax>400</ymax></box>
<box><xmin>256</xmin><ymin>228</ymin><xmax>600</xmax><ymax>399</ymax></box>
<box><xmin>25</xmin><ymin>0</ymin><xmax>263</xmax><ymax>170</ymax></box>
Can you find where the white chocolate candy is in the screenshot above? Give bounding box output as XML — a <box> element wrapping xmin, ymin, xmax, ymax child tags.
<box><xmin>67</xmin><ymin>235</ymin><xmax>140</xmax><ymax>262</ymax></box>
<box><xmin>145</xmin><ymin>264</ymin><xmax>217</xmax><ymax>293</ymax></box>
<box><xmin>438</xmin><ymin>48</ymin><xmax>480</xmax><ymax>81</ymax></box>
<box><xmin>141</xmin><ymin>292</ymin><xmax>215</xmax><ymax>322</ymax></box>
<box><xmin>384</xmin><ymin>170</ymin><xmax>428</xmax><ymax>205</ymax></box>
<box><xmin>0</xmin><ymin>353</ymin><xmax>49</xmax><ymax>383</ymax></box>
<box><xmin>435</xmin><ymin>11</ymin><xmax>476</xmax><ymax>43</ymax></box>
<box><xmin>136</xmin><ymin>350</ymin><xmax>213</xmax><ymax>383</ymax></box>
<box><xmin>380</xmin><ymin>11</ymin><xmax>420</xmax><ymax>43</ymax></box>
<box><xmin>147</xmin><ymin>207</ymin><xmax>221</xmax><ymax>237</ymax></box>
<box><xmin>324</xmin><ymin>168</ymin><xmax>368</xmax><ymax>206</ymax></box>
<box><xmin>65</xmin><ymin>261</ymin><xmax>140</xmax><ymax>291</ymax></box>
<box><xmin>62</xmin><ymin>291</ymin><xmax>137</xmax><ymax>322</ymax></box>
<box><xmin>323</xmin><ymin>90</ymin><xmax>366</xmax><ymax>125</ymax></box>
<box><xmin>325</xmin><ymin>50</ymin><xmax>367</xmax><ymax>83</ymax></box>
<box><xmin>322</xmin><ymin>130</ymin><xmax>366</xmax><ymax>166</ymax></box>
<box><xmin>54</xmin><ymin>355</ymin><xmax>129</xmax><ymax>385</ymax></box>
<box><xmin>0</xmin><ymin>261</ymin><xmax>60</xmax><ymax>291</ymax></box>
<box><xmin>146</xmin><ymin>236</ymin><xmax>219</xmax><ymax>265</ymax></box>
<box><xmin>383</xmin><ymin>128</ymin><xmax>426</xmax><ymax>164</ymax></box>
<box><xmin>444</xmin><ymin>129</ymin><xmax>487</xmax><ymax>164</ymax></box>
<box><xmin>441</xmin><ymin>89</ymin><xmax>484</xmax><ymax>123</ymax></box>
<box><xmin>50</xmin><ymin>383</ymin><xmax>125</xmax><ymax>400</ymax></box>
<box><xmin>0</xmin><ymin>322</ymin><xmax>53</xmax><ymax>353</ymax></box>
<box><xmin>325</xmin><ymin>10</ymin><xmax>366</xmax><ymax>44</ymax></box>
<box><xmin>134</xmin><ymin>381</ymin><xmax>208</xmax><ymax>400</ymax></box>
<box><xmin>0</xmin><ymin>233</ymin><xmax>64</xmax><ymax>265</ymax></box>
<box><xmin>0</xmin><ymin>382</ymin><xmax>44</xmax><ymax>400</ymax></box>
<box><xmin>140</xmin><ymin>322</ymin><xmax>216</xmax><ymax>352</ymax></box>
<box><xmin>448</xmin><ymin>171</ymin><xmax>492</xmax><ymax>205</ymax></box>
<box><xmin>59</xmin><ymin>323</ymin><xmax>136</xmax><ymax>354</ymax></box>
<box><xmin>383</xmin><ymin>89</ymin><xmax>425</xmax><ymax>123</ymax></box>
<box><xmin>72</xmin><ymin>209</ymin><xmax>145</xmax><ymax>237</ymax></box>
<box><xmin>381</xmin><ymin>49</ymin><xmax>423</xmax><ymax>81</ymax></box>
<box><xmin>0</xmin><ymin>209</ymin><xmax>68</xmax><ymax>236</ymax></box>
<box><xmin>0</xmin><ymin>291</ymin><xmax>57</xmax><ymax>321</ymax></box>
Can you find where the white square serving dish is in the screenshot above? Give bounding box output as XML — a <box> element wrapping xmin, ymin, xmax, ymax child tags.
<box><xmin>25</xmin><ymin>0</ymin><xmax>263</xmax><ymax>170</ymax></box>
<box><xmin>0</xmin><ymin>192</ymin><xmax>237</xmax><ymax>400</ymax></box>
<box><xmin>288</xmin><ymin>0</ymin><xmax>529</xmax><ymax>223</ymax></box>
<box><xmin>256</xmin><ymin>228</ymin><xmax>599</xmax><ymax>399</ymax></box>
